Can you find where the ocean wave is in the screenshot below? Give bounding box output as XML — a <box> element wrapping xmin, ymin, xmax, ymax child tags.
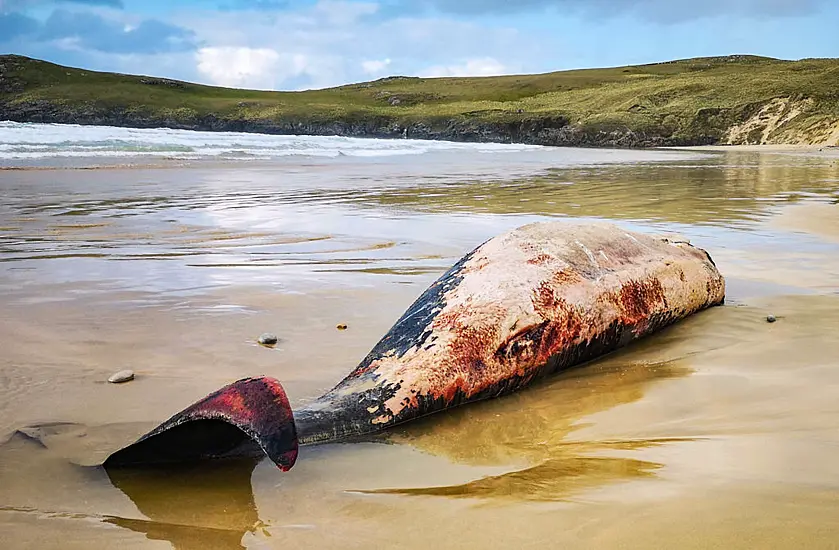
<box><xmin>0</xmin><ymin>121</ymin><xmax>545</xmax><ymax>160</ymax></box>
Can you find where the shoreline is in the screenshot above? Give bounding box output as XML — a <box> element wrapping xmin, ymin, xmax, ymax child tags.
<box><xmin>2</xmin><ymin>144</ymin><xmax>837</xmax><ymax>171</ymax></box>
<box><xmin>2</xmin><ymin>118</ymin><xmax>838</xmax><ymax>171</ymax></box>
<box><xmin>664</xmin><ymin>143</ymin><xmax>839</xmax><ymax>158</ymax></box>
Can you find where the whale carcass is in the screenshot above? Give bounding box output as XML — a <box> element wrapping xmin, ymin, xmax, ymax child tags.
<box><xmin>104</xmin><ymin>221</ymin><xmax>725</xmax><ymax>471</ymax></box>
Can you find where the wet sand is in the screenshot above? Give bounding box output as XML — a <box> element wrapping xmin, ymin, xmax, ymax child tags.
<box><xmin>672</xmin><ymin>143</ymin><xmax>839</xmax><ymax>158</ymax></box>
<box><xmin>1</xmin><ymin>147</ymin><xmax>839</xmax><ymax>549</ymax></box>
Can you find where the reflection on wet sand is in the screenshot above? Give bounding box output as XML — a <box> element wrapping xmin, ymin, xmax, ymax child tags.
<box><xmin>337</xmin><ymin>152</ymin><xmax>839</xmax><ymax>225</ymax></box>
<box><xmin>368</xmin><ymin>358</ymin><xmax>691</xmax><ymax>501</ymax></box>
<box><xmin>0</xmin><ymin>428</ymin><xmax>261</xmax><ymax>550</ymax></box>
<box><xmin>105</xmin><ymin>459</ymin><xmax>261</xmax><ymax>550</ymax></box>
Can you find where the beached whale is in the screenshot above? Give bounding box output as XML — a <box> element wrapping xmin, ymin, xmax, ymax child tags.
<box><xmin>104</xmin><ymin>221</ymin><xmax>725</xmax><ymax>472</ymax></box>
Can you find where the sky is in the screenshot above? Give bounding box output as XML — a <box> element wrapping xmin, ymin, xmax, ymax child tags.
<box><xmin>1</xmin><ymin>0</ymin><xmax>838</xmax><ymax>91</ymax></box>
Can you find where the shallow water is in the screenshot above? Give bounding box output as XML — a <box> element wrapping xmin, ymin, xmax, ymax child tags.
<box><xmin>1</xmin><ymin>135</ymin><xmax>839</xmax><ymax>549</ymax></box>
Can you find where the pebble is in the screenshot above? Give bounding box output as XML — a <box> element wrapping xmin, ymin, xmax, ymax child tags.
<box><xmin>108</xmin><ymin>370</ymin><xmax>135</xmax><ymax>384</ymax></box>
<box><xmin>336</xmin><ymin>324</ymin><xmax>348</xmax><ymax>331</ymax></box>
<box><xmin>766</xmin><ymin>315</ymin><xmax>777</xmax><ymax>323</ymax></box>
<box><xmin>258</xmin><ymin>333</ymin><xmax>279</xmax><ymax>346</ymax></box>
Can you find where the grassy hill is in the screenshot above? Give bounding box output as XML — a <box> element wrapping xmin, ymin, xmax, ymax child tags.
<box><xmin>2</xmin><ymin>54</ymin><xmax>839</xmax><ymax>147</ymax></box>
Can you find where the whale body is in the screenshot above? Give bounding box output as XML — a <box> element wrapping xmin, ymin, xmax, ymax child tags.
<box><xmin>104</xmin><ymin>221</ymin><xmax>725</xmax><ymax>471</ymax></box>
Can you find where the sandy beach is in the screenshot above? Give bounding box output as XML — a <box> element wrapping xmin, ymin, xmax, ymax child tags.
<box><xmin>670</xmin><ymin>143</ymin><xmax>839</xmax><ymax>158</ymax></box>
<box><xmin>1</xmin><ymin>135</ymin><xmax>838</xmax><ymax>549</ymax></box>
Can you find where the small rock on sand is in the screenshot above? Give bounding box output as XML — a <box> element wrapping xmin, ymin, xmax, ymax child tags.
<box><xmin>336</xmin><ymin>324</ymin><xmax>348</xmax><ymax>331</ymax></box>
<box><xmin>766</xmin><ymin>315</ymin><xmax>777</xmax><ymax>323</ymax></box>
<box><xmin>258</xmin><ymin>333</ymin><xmax>279</xmax><ymax>346</ymax></box>
<box><xmin>108</xmin><ymin>370</ymin><xmax>135</xmax><ymax>384</ymax></box>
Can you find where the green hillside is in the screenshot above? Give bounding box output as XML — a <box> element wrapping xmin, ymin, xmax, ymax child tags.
<box><xmin>2</xmin><ymin>54</ymin><xmax>838</xmax><ymax>147</ymax></box>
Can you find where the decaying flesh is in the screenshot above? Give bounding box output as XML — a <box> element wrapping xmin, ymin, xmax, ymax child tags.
<box><xmin>104</xmin><ymin>221</ymin><xmax>725</xmax><ymax>471</ymax></box>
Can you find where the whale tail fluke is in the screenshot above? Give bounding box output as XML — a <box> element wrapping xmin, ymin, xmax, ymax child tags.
<box><xmin>103</xmin><ymin>377</ymin><xmax>299</xmax><ymax>471</ymax></box>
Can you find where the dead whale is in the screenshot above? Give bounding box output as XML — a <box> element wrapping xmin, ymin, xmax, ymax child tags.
<box><xmin>104</xmin><ymin>221</ymin><xmax>725</xmax><ymax>471</ymax></box>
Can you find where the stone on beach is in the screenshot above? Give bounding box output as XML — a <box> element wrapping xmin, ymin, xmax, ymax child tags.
<box><xmin>258</xmin><ymin>333</ymin><xmax>279</xmax><ymax>346</ymax></box>
<box><xmin>108</xmin><ymin>370</ymin><xmax>135</xmax><ymax>384</ymax></box>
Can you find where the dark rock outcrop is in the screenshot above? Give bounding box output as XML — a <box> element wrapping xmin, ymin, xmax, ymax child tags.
<box><xmin>0</xmin><ymin>99</ymin><xmax>696</xmax><ymax>148</ymax></box>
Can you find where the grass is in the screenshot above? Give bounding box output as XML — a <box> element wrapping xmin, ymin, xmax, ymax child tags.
<box><xmin>2</xmin><ymin>54</ymin><xmax>838</xmax><ymax>146</ymax></box>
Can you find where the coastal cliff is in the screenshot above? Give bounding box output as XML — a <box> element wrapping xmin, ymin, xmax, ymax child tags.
<box><xmin>2</xmin><ymin>54</ymin><xmax>838</xmax><ymax>147</ymax></box>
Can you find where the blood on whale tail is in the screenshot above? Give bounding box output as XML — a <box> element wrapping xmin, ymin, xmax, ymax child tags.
<box><xmin>103</xmin><ymin>377</ymin><xmax>299</xmax><ymax>471</ymax></box>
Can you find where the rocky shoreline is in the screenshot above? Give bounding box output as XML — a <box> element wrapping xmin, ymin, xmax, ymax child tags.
<box><xmin>0</xmin><ymin>99</ymin><xmax>714</xmax><ymax>149</ymax></box>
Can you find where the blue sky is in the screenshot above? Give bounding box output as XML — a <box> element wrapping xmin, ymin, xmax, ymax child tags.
<box><xmin>1</xmin><ymin>0</ymin><xmax>838</xmax><ymax>91</ymax></box>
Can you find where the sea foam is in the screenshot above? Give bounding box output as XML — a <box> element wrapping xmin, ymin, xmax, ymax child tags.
<box><xmin>0</xmin><ymin>121</ymin><xmax>543</xmax><ymax>160</ymax></box>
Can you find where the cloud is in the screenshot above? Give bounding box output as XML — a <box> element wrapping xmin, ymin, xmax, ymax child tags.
<box><xmin>172</xmin><ymin>2</ymin><xmax>531</xmax><ymax>89</ymax></box>
<box><xmin>195</xmin><ymin>46</ymin><xmax>346</xmax><ymax>90</ymax></box>
<box><xmin>361</xmin><ymin>58</ymin><xmax>391</xmax><ymax>75</ymax></box>
<box><xmin>377</xmin><ymin>0</ymin><xmax>830</xmax><ymax>22</ymax></box>
<box><xmin>6</xmin><ymin>9</ymin><xmax>197</xmax><ymax>54</ymax></box>
<box><xmin>1</xmin><ymin>1</ymin><xmax>533</xmax><ymax>90</ymax></box>
<box><xmin>196</xmin><ymin>46</ymin><xmax>288</xmax><ymax>89</ymax></box>
<box><xmin>419</xmin><ymin>57</ymin><xmax>510</xmax><ymax>77</ymax></box>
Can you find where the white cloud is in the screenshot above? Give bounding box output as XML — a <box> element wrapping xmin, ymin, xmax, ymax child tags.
<box><xmin>125</xmin><ymin>2</ymin><xmax>539</xmax><ymax>90</ymax></box>
<box><xmin>196</xmin><ymin>46</ymin><xmax>307</xmax><ymax>90</ymax></box>
<box><xmin>361</xmin><ymin>57</ymin><xmax>391</xmax><ymax>75</ymax></box>
<box><xmin>419</xmin><ymin>57</ymin><xmax>511</xmax><ymax>78</ymax></box>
